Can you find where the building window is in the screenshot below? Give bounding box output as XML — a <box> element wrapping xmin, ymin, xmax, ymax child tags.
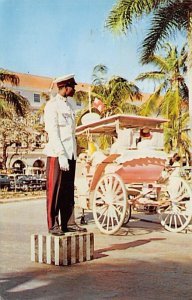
<box><xmin>34</xmin><ymin>93</ymin><xmax>40</xmax><ymax>103</ymax></box>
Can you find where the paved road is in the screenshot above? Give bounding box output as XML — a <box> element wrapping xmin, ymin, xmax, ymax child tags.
<box><xmin>0</xmin><ymin>199</ymin><xmax>192</xmax><ymax>300</ymax></box>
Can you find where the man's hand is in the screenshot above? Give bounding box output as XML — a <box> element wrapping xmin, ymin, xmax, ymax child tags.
<box><xmin>59</xmin><ymin>155</ymin><xmax>69</xmax><ymax>171</ymax></box>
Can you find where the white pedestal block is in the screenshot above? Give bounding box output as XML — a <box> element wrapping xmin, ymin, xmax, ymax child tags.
<box><xmin>31</xmin><ymin>232</ymin><xmax>94</xmax><ymax>266</ymax></box>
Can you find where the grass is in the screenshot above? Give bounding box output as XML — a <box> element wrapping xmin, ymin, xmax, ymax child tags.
<box><xmin>0</xmin><ymin>189</ymin><xmax>46</xmax><ymax>200</ymax></box>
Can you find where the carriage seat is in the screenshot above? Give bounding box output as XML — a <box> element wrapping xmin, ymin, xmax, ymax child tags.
<box><xmin>110</xmin><ymin>128</ymin><xmax>134</xmax><ymax>154</ymax></box>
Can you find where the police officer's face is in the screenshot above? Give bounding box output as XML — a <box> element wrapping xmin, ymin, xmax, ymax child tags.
<box><xmin>66</xmin><ymin>83</ymin><xmax>76</xmax><ymax>97</ymax></box>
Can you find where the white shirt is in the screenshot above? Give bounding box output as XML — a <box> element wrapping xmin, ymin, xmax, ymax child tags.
<box><xmin>43</xmin><ymin>94</ymin><xmax>77</xmax><ymax>159</ymax></box>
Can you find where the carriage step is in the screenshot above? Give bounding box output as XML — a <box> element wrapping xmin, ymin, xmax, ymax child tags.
<box><xmin>31</xmin><ymin>232</ymin><xmax>94</xmax><ymax>266</ymax></box>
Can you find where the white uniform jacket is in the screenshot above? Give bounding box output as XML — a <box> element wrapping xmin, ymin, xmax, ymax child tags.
<box><xmin>43</xmin><ymin>94</ymin><xmax>77</xmax><ymax>160</ymax></box>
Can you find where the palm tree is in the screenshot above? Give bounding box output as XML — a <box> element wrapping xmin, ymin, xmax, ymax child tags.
<box><xmin>91</xmin><ymin>64</ymin><xmax>142</xmax><ymax>116</ymax></box>
<box><xmin>136</xmin><ymin>43</ymin><xmax>190</xmax><ymax>157</ymax></box>
<box><xmin>106</xmin><ymin>0</ymin><xmax>192</xmax><ymax>131</ymax></box>
<box><xmin>136</xmin><ymin>43</ymin><xmax>188</xmax><ymax>116</ymax></box>
<box><xmin>0</xmin><ymin>69</ymin><xmax>30</xmax><ymax>117</ymax></box>
<box><xmin>92</xmin><ymin>75</ymin><xmax>142</xmax><ymax>116</ymax></box>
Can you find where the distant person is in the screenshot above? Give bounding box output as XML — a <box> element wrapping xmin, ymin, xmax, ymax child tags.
<box><xmin>44</xmin><ymin>74</ymin><xmax>87</xmax><ymax>236</ymax></box>
<box><xmin>169</xmin><ymin>153</ymin><xmax>181</xmax><ymax>167</ymax></box>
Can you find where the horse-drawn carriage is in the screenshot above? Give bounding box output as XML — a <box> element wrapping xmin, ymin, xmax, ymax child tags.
<box><xmin>75</xmin><ymin>114</ymin><xmax>192</xmax><ymax>234</ymax></box>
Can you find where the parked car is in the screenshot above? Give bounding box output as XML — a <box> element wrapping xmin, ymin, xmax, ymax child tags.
<box><xmin>8</xmin><ymin>174</ymin><xmax>46</xmax><ymax>192</ymax></box>
<box><xmin>16</xmin><ymin>175</ymin><xmax>40</xmax><ymax>191</ymax></box>
<box><xmin>8</xmin><ymin>174</ymin><xmax>20</xmax><ymax>190</ymax></box>
<box><xmin>36</xmin><ymin>177</ymin><xmax>47</xmax><ymax>190</ymax></box>
<box><xmin>0</xmin><ymin>175</ymin><xmax>11</xmax><ymax>190</ymax></box>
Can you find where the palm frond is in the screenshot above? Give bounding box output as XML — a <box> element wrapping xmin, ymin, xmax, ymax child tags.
<box><xmin>92</xmin><ymin>64</ymin><xmax>108</xmax><ymax>74</ymax></box>
<box><xmin>107</xmin><ymin>77</ymin><xmax>142</xmax><ymax>106</ymax></box>
<box><xmin>92</xmin><ymin>64</ymin><xmax>108</xmax><ymax>85</ymax></box>
<box><xmin>136</xmin><ymin>71</ymin><xmax>165</xmax><ymax>82</ymax></box>
<box><xmin>181</xmin><ymin>111</ymin><xmax>189</xmax><ymax>128</ymax></box>
<box><xmin>0</xmin><ymin>69</ymin><xmax>20</xmax><ymax>86</ymax></box>
<box><xmin>119</xmin><ymin>101</ymin><xmax>141</xmax><ymax>114</ymax></box>
<box><xmin>0</xmin><ymin>88</ymin><xmax>30</xmax><ymax>117</ymax></box>
<box><xmin>141</xmin><ymin>1</ymin><xmax>190</xmax><ymax>63</ymax></box>
<box><xmin>179</xmin><ymin>81</ymin><xmax>189</xmax><ymax>104</ymax></box>
<box><xmin>0</xmin><ymin>99</ymin><xmax>15</xmax><ymax>118</ymax></box>
<box><xmin>147</xmin><ymin>54</ymin><xmax>171</xmax><ymax>71</ymax></box>
<box><xmin>35</xmin><ymin>103</ymin><xmax>46</xmax><ymax>117</ymax></box>
<box><xmin>139</xmin><ymin>85</ymin><xmax>163</xmax><ymax>116</ymax></box>
<box><xmin>105</xmin><ymin>0</ymin><xmax>164</xmax><ymax>34</ymax></box>
<box><xmin>178</xmin><ymin>44</ymin><xmax>188</xmax><ymax>72</ymax></box>
<box><xmin>73</xmin><ymin>91</ymin><xmax>89</xmax><ymax>105</ymax></box>
<box><xmin>161</xmin><ymin>90</ymin><xmax>179</xmax><ymax>118</ymax></box>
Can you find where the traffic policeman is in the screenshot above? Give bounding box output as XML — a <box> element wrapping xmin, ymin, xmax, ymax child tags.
<box><xmin>44</xmin><ymin>74</ymin><xmax>87</xmax><ymax>236</ymax></box>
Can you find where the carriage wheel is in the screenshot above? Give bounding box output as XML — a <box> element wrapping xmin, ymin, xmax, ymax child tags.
<box><xmin>93</xmin><ymin>174</ymin><xmax>127</xmax><ymax>234</ymax></box>
<box><xmin>158</xmin><ymin>177</ymin><xmax>192</xmax><ymax>232</ymax></box>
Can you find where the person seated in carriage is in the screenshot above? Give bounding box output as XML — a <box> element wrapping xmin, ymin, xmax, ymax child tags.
<box><xmin>137</xmin><ymin>127</ymin><xmax>154</xmax><ymax>150</ymax></box>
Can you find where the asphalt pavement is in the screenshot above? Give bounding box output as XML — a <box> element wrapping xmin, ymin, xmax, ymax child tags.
<box><xmin>1</xmin><ymin>198</ymin><xmax>192</xmax><ymax>300</ymax></box>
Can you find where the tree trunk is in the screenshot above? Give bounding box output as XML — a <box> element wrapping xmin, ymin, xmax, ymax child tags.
<box><xmin>2</xmin><ymin>144</ymin><xmax>8</xmax><ymax>170</ymax></box>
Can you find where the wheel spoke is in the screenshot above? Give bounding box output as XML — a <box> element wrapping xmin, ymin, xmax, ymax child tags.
<box><xmin>169</xmin><ymin>215</ymin><xmax>173</xmax><ymax>228</ymax></box>
<box><xmin>114</xmin><ymin>185</ymin><xmax>123</xmax><ymax>196</ymax></box>
<box><xmin>113</xmin><ymin>201</ymin><xmax>125</xmax><ymax>207</ymax></box>
<box><xmin>101</xmin><ymin>210</ymin><xmax>108</xmax><ymax>226</ymax></box>
<box><xmin>107</xmin><ymin>176</ymin><xmax>113</xmax><ymax>191</ymax></box>
<box><xmin>111</xmin><ymin>211</ymin><xmax>115</xmax><ymax>229</ymax></box>
<box><xmin>114</xmin><ymin>193</ymin><xmax>124</xmax><ymax>201</ymax></box>
<box><xmin>98</xmin><ymin>182</ymin><xmax>107</xmax><ymax>195</ymax></box>
<box><xmin>162</xmin><ymin>212</ymin><xmax>169</xmax><ymax>224</ymax></box>
<box><xmin>104</xmin><ymin>177</ymin><xmax>111</xmax><ymax>193</ymax></box>
<box><xmin>177</xmin><ymin>214</ymin><xmax>184</xmax><ymax>227</ymax></box>
<box><xmin>112</xmin><ymin>178</ymin><xmax>120</xmax><ymax>193</ymax></box>
<box><xmin>112</xmin><ymin>206</ymin><xmax>120</xmax><ymax>224</ymax></box>
<box><xmin>178</xmin><ymin>213</ymin><xmax>188</xmax><ymax>221</ymax></box>
<box><xmin>97</xmin><ymin>205</ymin><xmax>108</xmax><ymax>220</ymax></box>
<box><xmin>106</xmin><ymin>210</ymin><xmax>110</xmax><ymax>231</ymax></box>
<box><xmin>174</xmin><ymin>215</ymin><xmax>177</xmax><ymax>229</ymax></box>
<box><xmin>95</xmin><ymin>191</ymin><xmax>107</xmax><ymax>202</ymax></box>
<box><xmin>113</xmin><ymin>204</ymin><xmax>122</xmax><ymax>216</ymax></box>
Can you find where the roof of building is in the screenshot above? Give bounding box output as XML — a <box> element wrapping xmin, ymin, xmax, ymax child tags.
<box><xmin>15</xmin><ymin>72</ymin><xmax>53</xmax><ymax>90</ymax></box>
<box><xmin>9</xmin><ymin>71</ymin><xmax>157</xmax><ymax>103</ymax></box>
<box><xmin>14</xmin><ymin>72</ymin><xmax>91</xmax><ymax>93</ymax></box>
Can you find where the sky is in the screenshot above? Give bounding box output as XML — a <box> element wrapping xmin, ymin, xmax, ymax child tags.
<box><xmin>0</xmin><ymin>0</ymin><xmax>186</xmax><ymax>93</ymax></box>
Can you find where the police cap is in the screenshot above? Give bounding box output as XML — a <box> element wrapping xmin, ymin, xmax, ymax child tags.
<box><xmin>53</xmin><ymin>74</ymin><xmax>77</xmax><ymax>88</ymax></box>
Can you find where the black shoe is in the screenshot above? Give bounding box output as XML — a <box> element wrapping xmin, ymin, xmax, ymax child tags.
<box><xmin>64</xmin><ymin>224</ymin><xmax>87</xmax><ymax>233</ymax></box>
<box><xmin>49</xmin><ymin>226</ymin><xmax>65</xmax><ymax>236</ymax></box>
